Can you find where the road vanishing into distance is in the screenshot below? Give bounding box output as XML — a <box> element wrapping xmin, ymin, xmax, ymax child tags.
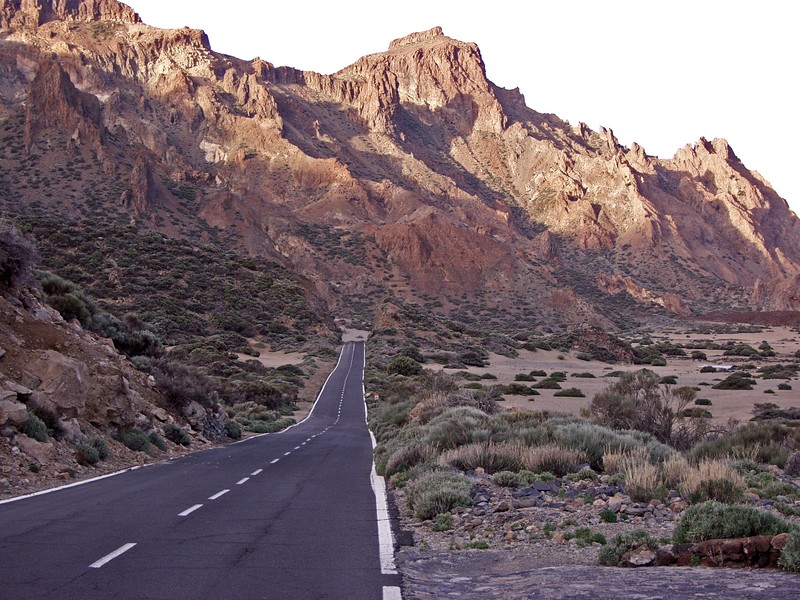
<box><xmin>0</xmin><ymin>341</ymin><xmax>402</xmax><ymax>600</ymax></box>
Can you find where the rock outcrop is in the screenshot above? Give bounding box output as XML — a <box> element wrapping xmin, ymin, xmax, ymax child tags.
<box><xmin>0</xmin><ymin>0</ymin><xmax>140</xmax><ymax>29</ymax></box>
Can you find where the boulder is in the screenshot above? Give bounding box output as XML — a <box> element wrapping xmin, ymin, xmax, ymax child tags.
<box><xmin>623</xmin><ymin>549</ymin><xmax>656</xmax><ymax>567</ymax></box>
<box><xmin>16</xmin><ymin>436</ymin><xmax>56</xmax><ymax>463</ymax></box>
<box><xmin>0</xmin><ymin>398</ymin><xmax>28</xmax><ymax>427</ymax></box>
<box><xmin>26</xmin><ymin>351</ymin><xmax>89</xmax><ymax>418</ymax></box>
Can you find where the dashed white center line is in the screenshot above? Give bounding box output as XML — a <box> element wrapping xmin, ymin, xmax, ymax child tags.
<box><xmin>271</xmin><ymin>458</ymin><xmax>280</xmax><ymax>464</ymax></box>
<box><xmin>301</xmin><ymin>442</ymin><xmax>307</xmax><ymax>446</ymax></box>
<box><xmin>284</xmin><ymin>452</ymin><xmax>291</xmax><ymax>456</ymax></box>
<box><xmin>294</xmin><ymin>446</ymin><xmax>301</xmax><ymax>450</ymax></box>
<box><xmin>90</xmin><ymin>543</ymin><xmax>136</xmax><ymax>569</ymax></box>
<box><xmin>209</xmin><ymin>489</ymin><xmax>229</xmax><ymax>500</ymax></box>
<box><xmin>236</xmin><ymin>477</ymin><xmax>249</xmax><ymax>485</ymax></box>
<box><xmin>251</xmin><ymin>469</ymin><xmax>263</xmax><ymax>476</ymax></box>
<box><xmin>179</xmin><ymin>504</ymin><xmax>203</xmax><ymax>517</ymax></box>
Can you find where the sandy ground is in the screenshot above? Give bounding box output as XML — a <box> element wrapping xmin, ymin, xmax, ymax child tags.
<box><xmin>342</xmin><ymin>328</ymin><xmax>369</xmax><ymax>342</ymax></box>
<box><xmin>429</xmin><ymin>325</ymin><xmax>800</xmax><ymax>424</ymax></box>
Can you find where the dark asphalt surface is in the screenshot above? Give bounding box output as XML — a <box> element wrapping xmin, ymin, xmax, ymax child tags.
<box><xmin>0</xmin><ymin>341</ymin><xmax>400</xmax><ymax>599</ymax></box>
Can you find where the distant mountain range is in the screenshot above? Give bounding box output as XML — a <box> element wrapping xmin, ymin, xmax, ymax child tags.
<box><xmin>2</xmin><ymin>1</ymin><xmax>799</xmax><ymax>333</ymax></box>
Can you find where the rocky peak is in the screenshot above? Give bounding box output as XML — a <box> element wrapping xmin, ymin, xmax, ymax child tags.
<box><xmin>388</xmin><ymin>26</ymin><xmax>445</xmax><ymax>49</ymax></box>
<box><xmin>0</xmin><ymin>0</ymin><xmax>140</xmax><ymax>29</ymax></box>
<box><xmin>325</xmin><ymin>26</ymin><xmax>506</xmax><ymax>134</ymax></box>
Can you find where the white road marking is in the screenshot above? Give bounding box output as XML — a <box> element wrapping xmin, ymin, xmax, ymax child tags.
<box><xmin>179</xmin><ymin>504</ymin><xmax>203</xmax><ymax>517</ymax></box>
<box><xmin>236</xmin><ymin>478</ymin><xmax>249</xmax><ymax>485</ymax></box>
<box><xmin>294</xmin><ymin>446</ymin><xmax>301</xmax><ymax>450</ymax></box>
<box><xmin>251</xmin><ymin>469</ymin><xmax>263</xmax><ymax>476</ymax></box>
<box><xmin>364</xmin><ymin>346</ymin><xmax>398</xmax><ymax>576</ymax></box>
<box><xmin>383</xmin><ymin>587</ymin><xmax>402</xmax><ymax>600</ymax></box>
<box><xmin>209</xmin><ymin>489</ymin><xmax>229</xmax><ymax>500</ymax></box>
<box><xmin>0</xmin><ymin>465</ymin><xmax>147</xmax><ymax>506</ymax></box>
<box><xmin>90</xmin><ymin>543</ymin><xmax>137</xmax><ymax>569</ymax></box>
<box><xmin>283</xmin><ymin>452</ymin><xmax>291</xmax><ymax>456</ymax></box>
<box><xmin>270</xmin><ymin>458</ymin><xmax>280</xmax><ymax>464</ymax></box>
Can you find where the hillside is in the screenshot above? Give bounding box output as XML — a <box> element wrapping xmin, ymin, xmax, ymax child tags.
<box><xmin>1</xmin><ymin>1</ymin><xmax>799</xmax><ymax>334</ymax></box>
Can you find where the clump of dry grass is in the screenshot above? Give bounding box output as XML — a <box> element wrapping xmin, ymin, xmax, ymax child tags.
<box><xmin>662</xmin><ymin>454</ymin><xmax>691</xmax><ymax>488</ymax></box>
<box><xmin>438</xmin><ymin>441</ymin><xmax>526</xmax><ymax>474</ymax></box>
<box><xmin>677</xmin><ymin>459</ymin><xmax>746</xmax><ymax>503</ymax></box>
<box><xmin>621</xmin><ymin>447</ymin><xmax>664</xmax><ymax>502</ymax></box>
<box><xmin>523</xmin><ymin>444</ymin><xmax>584</xmax><ymax>477</ymax></box>
<box><xmin>438</xmin><ymin>441</ymin><xmax>583</xmax><ymax>476</ymax></box>
<box><xmin>601</xmin><ymin>445</ymin><xmax>627</xmax><ymax>474</ymax></box>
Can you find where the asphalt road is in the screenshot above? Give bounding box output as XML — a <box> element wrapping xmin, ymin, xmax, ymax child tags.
<box><xmin>0</xmin><ymin>341</ymin><xmax>401</xmax><ymax>599</ymax></box>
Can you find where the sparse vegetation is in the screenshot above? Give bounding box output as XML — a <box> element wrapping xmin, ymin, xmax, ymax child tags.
<box><xmin>598</xmin><ymin>530</ymin><xmax>658</xmax><ymax>566</ymax></box>
<box><xmin>673</xmin><ymin>501</ymin><xmax>797</xmax><ymax>543</ymax></box>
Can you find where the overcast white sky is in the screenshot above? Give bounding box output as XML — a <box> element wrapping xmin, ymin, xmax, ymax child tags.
<box><xmin>127</xmin><ymin>1</ymin><xmax>799</xmax><ymax>216</ymax></box>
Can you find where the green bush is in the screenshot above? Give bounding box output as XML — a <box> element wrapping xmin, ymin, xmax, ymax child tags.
<box><xmin>688</xmin><ymin>421</ymin><xmax>797</xmax><ymax>468</ymax></box>
<box><xmin>695</xmin><ymin>398</ymin><xmax>712</xmax><ymax>406</ymax></box>
<box><xmin>163</xmin><ymin>423</ymin><xmax>191</xmax><ymax>447</ymax></box>
<box><xmin>492</xmin><ymin>471</ymin><xmax>522</xmax><ymax>487</ymax></box>
<box><xmin>119</xmin><ymin>428</ymin><xmax>151</xmax><ymax>452</ymax></box>
<box><xmin>224</xmin><ymin>420</ymin><xmax>243</xmax><ymax>439</ymax></box>
<box><xmin>600</xmin><ymin>508</ymin><xmax>617</xmax><ymax>523</ymax></box>
<box><xmin>554</xmin><ymin>388</ymin><xmax>585</xmax><ymax>398</ymax></box>
<box><xmin>387</xmin><ymin>355</ymin><xmax>423</xmax><ymax>376</ymax></box>
<box><xmin>88</xmin><ymin>437</ymin><xmax>109</xmax><ymax>460</ymax></box>
<box><xmin>673</xmin><ymin>501</ymin><xmax>797</xmax><ymax>543</ymax></box>
<box><xmin>598</xmin><ymin>530</ymin><xmax>658</xmax><ymax>566</ymax></box>
<box><xmin>148</xmin><ymin>431</ymin><xmax>167</xmax><ymax>451</ymax></box>
<box><xmin>745</xmin><ymin>471</ymin><xmax>799</xmax><ymax>501</ymax></box>
<box><xmin>405</xmin><ymin>471</ymin><xmax>472</xmax><ymax>520</ymax></box>
<box><xmin>713</xmin><ymin>373</ymin><xmax>756</xmax><ymax>390</ymax></box>
<box><xmin>22</xmin><ymin>412</ymin><xmax>48</xmax><ymax>442</ymax></box>
<box><xmin>75</xmin><ymin>443</ymin><xmax>100</xmax><ymax>465</ymax></box>
<box><xmin>778</xmin><ymin>530</ymin><xmax>800</xmax><ymax>572</ymax></box>
<box><xmin>565</xmin><ymin>527</ymin><xmax>606</xmax><ymax>547</ymax></box>
<box><xmin>432</xmin><ymin>512</ymin><xmax>453</xmax><ymax>532</ymax></box>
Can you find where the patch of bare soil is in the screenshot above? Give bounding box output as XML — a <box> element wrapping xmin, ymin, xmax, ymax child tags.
<box><xmin>429</xmin><ymin>325</ymin><xmax>800</xmax><ymax>424</ymax></box>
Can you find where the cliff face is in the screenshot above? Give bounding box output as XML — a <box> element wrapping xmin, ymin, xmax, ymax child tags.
<box><xmin>1</xmin><ymin>6</ymin><xmax>799</xmax><ymax>327</ymax></box>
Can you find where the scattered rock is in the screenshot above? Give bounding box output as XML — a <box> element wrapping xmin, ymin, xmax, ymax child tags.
<box><xmin>0</xmin><ymin>399</ymin><xmax>28</xmax><ymax>428</ymax></box>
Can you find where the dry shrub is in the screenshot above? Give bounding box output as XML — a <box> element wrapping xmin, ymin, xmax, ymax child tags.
<box><xmin>438</xmin><ymin>441</ymin><xmax>525</xmax><ymax>474</ymax></box>
<box><xmin>384</xmin><ymin>440</ymin><xmax>433</xmax><ymax>477</ymax></box>
<box><xmin>523</xmin><ymin>444</ymin><xmax>584</xmax><ymax>477</ymax></box>
<box><xmin>677</xmin><ymin>459</ymin><xmax>745</xmax><ymax>504</ymax></box>
<box><xmin>622</xmin><ymin>447</ymin><xmax>664</xmax><ymax>501</ymax></box>
<box><xmin>601</xmin><ymin>446</ymin><xmax>627</xmax><ymax>474</ymax></box>
<box><xmin>662</xmin><ymin>454</ymin><xmax>691</xmax><ymax>488</ymax></box>
<box><xmin>408</xmin><ymin>392</ymin><xmax>452</xmax><ymax>424</ymax></box>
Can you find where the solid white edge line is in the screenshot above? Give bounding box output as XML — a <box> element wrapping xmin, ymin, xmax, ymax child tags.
<box><xmin>362</xmin><ymin>343</ymin><xmax>398</xmax><ymax>577</ymax></box>
<box><xmin>89</xmin><ymin>543</ymin><xmax>137</xmax><ymax>569</ymax></box>
<box><xmin>0</xmin><ymin>465</ymin><xmax>146</xmax><ymax>506</ymax></box>
<box><xmin>383</xmin><ymin>586</ymin><xmax>402</xmax><ymax>600</ymax></box>
<box><xmin>231</xmin><ymin>342</ymin><xmax>349</xmax><ymax>444</ymax></box>
<box><xmin>236</xmin><ymin>477</ymin><xmax>249</xmax><ymax>485</ymax></box>
<box><xmin>209</xmin><ymin>489</ymin><xmax>229</xmax><ymax>500</ymax></box>
<box><xmin>178</xmin><ymin>504</ymin><xmax>203</xmax><ymax>516</ymax></box>
<box><xmin>251</xmin><ymin>469</ymin><xmax>263</xmax><ymax>476</ymax></box>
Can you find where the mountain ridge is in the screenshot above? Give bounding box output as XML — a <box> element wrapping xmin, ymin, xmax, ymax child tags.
<box><xmin>1</xmin><ymin>2</ymin><xmax>799</xmax><ymax>332</ymax></box>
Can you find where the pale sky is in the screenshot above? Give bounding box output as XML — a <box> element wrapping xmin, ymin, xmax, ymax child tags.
<box><xmin>126</xmin><ymin>1</ymin><xmax>799</xmax><ymax>216</ymax></box>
